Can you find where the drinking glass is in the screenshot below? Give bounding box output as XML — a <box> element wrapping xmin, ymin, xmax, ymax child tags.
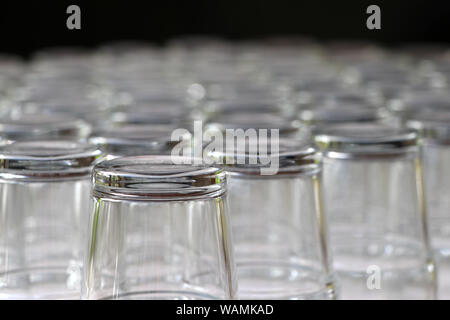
<box><xmin>88</xmin><ymin>124</ymin><xmax>191</xmax><ymax>157</ymax></box>
<box><xmin>0</xmin><ymin>114</ymin><xmax>91</xmax><ymax>142</ymax></box>
<box><xmin>207</xmin><ymin>138</ymin><xmax>335</xmax><ymax>299</ymax></box>
<box><xmin>297</xmin><ymin>103</ymin><xmax>384</xmax><ymax>132</ymax></box>
<box><xmin>315</xmin><ymin>123</ymin><xmax>436</xmax><ymax>299</ymax></box>
<box><xmin>387</xmin><ymin>91</ymin><xmax>450</xmax><ymax>126</ymax></box>
<box><xmin>82</xmin><ymin>156</ymin><xmax>236</xmax><ymax>300</ymax></box>
<box><xmin>0</xmin><ymin>140</ymin><xmax>102</xmax><ymax>299</ymax></box>
<box><xmin>406</xmin><ymin>110</ymin><xmax>450</xmax><ymax>299</ymax></box>
<box><xmin>110</xmin><ymin>98</ymin><xmax>200</xmax><ymax>128</ymax></box>
<box><xmin>205</xmin><ymin>111</ymin><xmax>306</xmax><ymax>140</ymax></box>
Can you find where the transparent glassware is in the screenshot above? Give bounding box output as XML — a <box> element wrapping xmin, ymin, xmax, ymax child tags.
<box><xmin>82</xmin><ymin>156</ymin><xmax>236</xmax><ymax>300</ymax></box>
<box><xmin>406</xmin><ymin>110</ymin><xmax>450</xmax><ymax>299</ymax></box>
<box><xmin>0</xmin><ymin>140</ymin><xmax>102</xmax><ymax>299</ymax></box>
<box><xmin>193</xmin><ymin>80</ymin><xmax>277</xmax><ymax>105</ymax></box>
<box><xmin>204</xmin><ymin>100</ymin><xmax>291</xmax><ymax>118</ymax></box>
<box><xmin>297</xmin><ymin>103</ymin><xmax>385</xmax><ymax>132</ymax></box>
<box><xmin>0</xmin><ymin>55</ymin><xmax>25</xmax><ymax>97</ymax></box>
<box><xmin>284</xmin><ymin>79</ymin><xmax>362</xmax><ymax>107</ymax></box>
<box><xmin>105</xmin><ymin>76</ymin><xmax>192</xmax><ymax>106</ymax></box>
<box><xmin>0</xmin><ymin>114</ymin><xmax>91</xmax><ymax>142</ymax></box>
<box><xmin>88</xmin><ymin>124</ymin><xmax>192</xmax><ymax>157</ymax></box>
<box><xmin>387</xmin><ymin>91</ymin><xmax>450</xmax><ymax>126</ymax></box>
<box><xmin>109</xmin><ymin>99</ymin><xmax>200</xmax><ymax>128</ymax></box>
<box><xmin>315</xmin><ymin>123</ymin><xmax>436</xmax><ymax>300</ymax></box>
<box><xmin>205</xmin><ymin>111</ymin><xmax>307</xmax><ymax>140</ymax></box>
<box><xmin>207</xmin><ymin>138</ymin><xmax>335</xmax><ymax>300</ymax></box>
<box><xmin>13</xmin><ymin>77</ymin><xmax>107</xmax><ymax>106</ymax></box>
<box><xmin>13</xmin><ymin>99</ymin><xmax>114</xmax><ymax>126</ymax></box>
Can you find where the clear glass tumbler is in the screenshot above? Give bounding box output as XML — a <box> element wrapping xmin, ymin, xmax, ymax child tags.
<box><xmin>406</xmin><ymin>110</ymin><xmax>450</xmax><ymax>299</ymax></box>
<box><xmin>0</xmin><ymin>114</ymin><xmax>91</xmax><ymax>142</ymax></box>
<box><xmin>88</xmin><ymin>124</ymin><xmax>191</xmax><ymax>157</ymax></box>
<box><xmin>0</xmin><ymin>140</ymin><xmax>102</xmax><ymax>299</ymax></box>
<box><xmin>207</xmin><ymin>138</ymin><xmax>335</xmax><ymax>300</ymax></box>
<box><xmin>82</xmin><ymin>156</ymin><xmax>236</xmax><ymax>300</ymax></box>
<box><xmin>205</xmin><ymin>111</ymin><xmax>306</xmax><ymax>140</ymax></box>
<box><xmin>315</xmin><ymin>123</ymin><xmax>436</xmax><ymax>300</ymax></box>
<box><xmin>297</xmin><ymin>103</ymin><xmax>384</xmax><ymax>131</ymax></box>
<box><xmin>109</xmin><ymin>99</ymin><xmax>199</xmax><ymax>129</ymax></box>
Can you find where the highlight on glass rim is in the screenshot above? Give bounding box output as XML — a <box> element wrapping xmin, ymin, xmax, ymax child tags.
<box><xmin>0</xmin><ymin>0</ymin><xmax>450</xmax><ymax>307</ymax></box>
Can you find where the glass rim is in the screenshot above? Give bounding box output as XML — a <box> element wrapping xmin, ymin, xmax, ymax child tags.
<box><xmin>19</xmin><ymin>99</ymin><xmax>112</xmax><ymax>115</ymax></box>
<box><xmin>299</xmin><ymin>105</ymin><xmax>383</xmax><ymax>124</ymax></box>
<box><xmin>205</xmin><ymin>100</ymin><xmax>282</xmax><ymax>113</ymax></box>
<box><xmin>389</xmin><ymin>91</ymin><xmax>450</xmax><ymax>114</ymax></box>
<box><xmin>315</xmin><ymin>123</ymin><xmax>419</xmax><ymax>159</ymax></box>
<box><xmin>110</xmin><ymin>110</ymin><xmax>195</xmax><ymax>126</ymax></box>
<box><xmin>0</xmin><ymin>140</ymin><xmax>102</xmax><ymax>180</ymax></box>
<box><xmin>406</xmin><ymin>110</ymin><xmax>450</xmax><ymax>145</ymax></box>
<box><xmin>205</xmin><ymin>113</ymin><xmax>301</xmax><ymax>135</ymax></box>
<box><xmin>89</xmin><ymin>124</ymin><xmax>192</xmax><ymax>155</ymax></box>
<box><xmin>93</xmin><ymin>155</ymin><xmax>226</xmax><ymax>201</ymax></box>
<box><xmin>0</xmin><ymin>114</ymin><xmax>91</xmax><ymax>140</ymax></box>
<box><xmin>206</xmin><ymin>137</ymin><xmax>320</xmax><ymax>176</ymax></box>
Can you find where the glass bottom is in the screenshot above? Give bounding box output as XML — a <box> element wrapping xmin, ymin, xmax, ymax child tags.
<box><xmin>236</xmin><ymin>261</ymin><xmax>335</xmax><ymax>300</ymax></box>
<box><xmin>0</xmin><ymin>266</ymin><xmax>80</xmax><ymax>300</ymax></box>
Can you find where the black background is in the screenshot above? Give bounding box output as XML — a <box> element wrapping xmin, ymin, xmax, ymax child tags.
<box><xmin>1</xmin><ymin>0</ymin><xmax>450</xmax><ymax>57</ymax></box>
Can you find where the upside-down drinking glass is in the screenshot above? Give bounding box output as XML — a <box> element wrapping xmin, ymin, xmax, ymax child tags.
<box><xmin>88</xmin><ymin>124</ymin><xmax>191</xmax><ymax>157</ymax></box>
<box><xmin>207</xmin><ymin>138</ymin><xmax>335</xmax><ymax>299</ymax></box>
<box><xmin>0</xmin><ymin>140</ymin><xmax>102</xmax><ymax>299</ymax></box>
<box><xmin>406</xmin><ymin>110</ymin><xmax>450</xmax><ymax>299</ymax></box>
<box><xmin>82</xmin><ymin>156</ymin><xmax>236</xmax><ymax>300</ymax></box>
<box><xmin>315</xmin><ymin>123</ymin><xmax>436</xmax><ymax>299</ymax></box>
<box><xmin>0</xmin><ymin>114</ymin><xmax>91</xmax><ymax>142</ymax></box>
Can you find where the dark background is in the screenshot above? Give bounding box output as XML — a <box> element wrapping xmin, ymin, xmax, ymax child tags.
<box><xmin>1</xmin><ymin>0</ymin><xmax>450</xmax><ymax>57</ymax></box>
